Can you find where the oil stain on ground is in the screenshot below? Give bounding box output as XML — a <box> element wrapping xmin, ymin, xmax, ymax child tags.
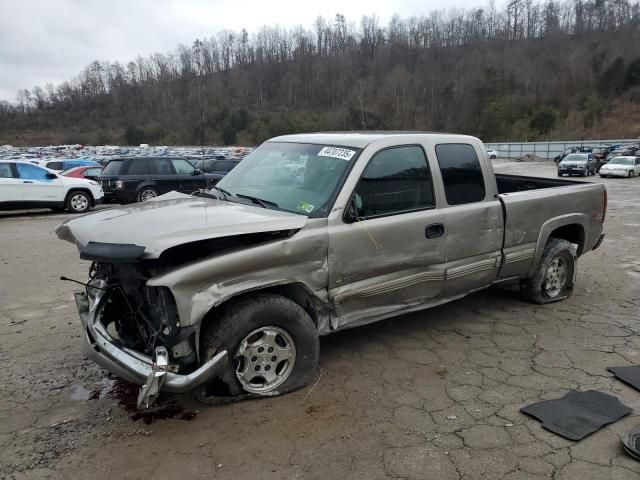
<box><xmin>71</xmin><ymin>378</ymin><xmax>198</xmax><ymax>424</ymax></box>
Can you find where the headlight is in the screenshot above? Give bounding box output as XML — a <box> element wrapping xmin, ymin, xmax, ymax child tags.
<box><xmin>115</xmin><ymin>180</ymin><xmax>124</xmax><ymax>189</ymax></box>
<box><xmin>87</xmin><ymin>278</ymin><xmax>109</xmax><ymax>312</ymax></box>
<box><xmin>89</xmin><ymin>181</ymin><xmax>98</xmax><ymax>185</ymax></box>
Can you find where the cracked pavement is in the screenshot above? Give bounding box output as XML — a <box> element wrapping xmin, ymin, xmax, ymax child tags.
<box><xmin>1</xmin><ymin>160</ymin><xmax>639</xmax><ymax>479</ymax></box>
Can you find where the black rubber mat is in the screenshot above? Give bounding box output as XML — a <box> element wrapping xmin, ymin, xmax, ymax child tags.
<box><xmin>520</xmin><ymin>390</ymin><xmax>631</xmax><ymax>440</ymax></box>
<box><xmin>621</xmin><ymin>425</ymin><xmax>640</xmax><ymax>462</ymax></box>
<box><xmin>608</xmin><ymin>366</ymin><xmax>640</xmax><ymax>391</ymax></box>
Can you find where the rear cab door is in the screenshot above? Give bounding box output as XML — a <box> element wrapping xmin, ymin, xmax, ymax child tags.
<box><xmin>327</xmin><ymin>139</ymin><xmax>448</xmax><ymax>328</ymax></box>
<box><xmin>0</xmin><ymin>162</ymin><xmax>23</xmax><ymax>205</ymax></box>
<box><xmin>430</xmin><ymin>139</ymin><xmax>504</xmax><ymax>297</ymax></box>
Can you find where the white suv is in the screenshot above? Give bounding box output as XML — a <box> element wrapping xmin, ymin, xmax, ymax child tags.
<box><xmin>0</xmin><ymin>161</ymin><xmax>104</xmax><ymax>214</ymax></box>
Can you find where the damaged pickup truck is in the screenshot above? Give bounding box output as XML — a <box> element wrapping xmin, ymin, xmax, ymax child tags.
<box><xmin>56</xmin><ymin>132</ymin><xmax>607</xmax><ymax>409</ymax></box>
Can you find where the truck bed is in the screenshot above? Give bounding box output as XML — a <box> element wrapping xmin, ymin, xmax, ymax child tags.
<box><xmin>495</xmin><ymin>173</ymin><xmax>605</xmax><ymax>279</ymax></box>
<box><xmin>496</xmin><ymin>173</ymin><xmax>583</xmax><ymax>194</ymax></box>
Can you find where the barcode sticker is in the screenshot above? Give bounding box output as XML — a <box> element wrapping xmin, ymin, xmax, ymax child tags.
<box><xmin>317</xmin><ymin>146</ymin><xmax>356</xmax><ymax>161</ymax></box>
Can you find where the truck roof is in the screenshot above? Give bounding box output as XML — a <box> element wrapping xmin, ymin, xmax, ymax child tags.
<box><xmin>268</xmin><ymin>131</ymin><xmax>477</xmax><ymax>149</ymax></box>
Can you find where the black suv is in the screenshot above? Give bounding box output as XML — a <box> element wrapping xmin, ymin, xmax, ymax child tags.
<box><xmin>99</xmin><ymin>156</ymin><xmax>211</xmax><ymax>203</ymax></box>
<box><xmin>194</xmin><ymin>158</ymin><xmax>241</xmax><ymax>184</ymax></box>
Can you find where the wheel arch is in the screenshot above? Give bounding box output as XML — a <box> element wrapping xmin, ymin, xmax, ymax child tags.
<box><xmin>64</xmin><ymin>187</ymin><xmax>95</xmax><ymax>206</ymax></box>
<box><xmin>528</xmin><ymin>215</ymin><xmax>587</xmax><ymax>277</ymax></box>
<box><xmin>199</xmin><ymin>282</ymin><xmax>329</xmax><ymax>338</ymax></box>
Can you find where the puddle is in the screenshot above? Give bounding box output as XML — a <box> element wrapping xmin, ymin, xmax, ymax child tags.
<box><xmin>71</xmin><ymin>378</ymin><xmax>199</xmax><ymax>424</ymax></box>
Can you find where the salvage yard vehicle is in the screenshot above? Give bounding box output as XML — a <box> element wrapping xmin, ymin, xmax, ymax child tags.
<box><xmin>557</xmin><ymin>153</ymin><xmax>597</xmax><ymax>176</ymax></box>
<box><xmin>599</xmin><ymin>156</ymin><xmax>640</xmax><ymax>177</ymax></box>
<box><xmin>62</xmin><ymin>165</ymin><xmax>103</xmax><ymax>181</ymax></box>
<box><xmin>98</xmin><ymin>156</ymin><xmax>210</xmax><ymax>203</ymax></box>
<box><xmin>56</xmin><ymin>132</ymin><xmax>606</xmax><ymax>409</ymax></box>
<box><xmin>0</xmin><ymin>160</ymin><xmax>104</xmax><ymax>213</ymax></box>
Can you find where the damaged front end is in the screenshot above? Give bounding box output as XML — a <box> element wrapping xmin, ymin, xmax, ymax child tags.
<box><xmin>75</xmin><ymin>245</ymin><xmax>227</xmax><ymax>409</ymax></box>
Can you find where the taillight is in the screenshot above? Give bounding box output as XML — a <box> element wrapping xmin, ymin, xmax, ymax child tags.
<box><xmin>602</xmin><ymin>189</ymin><xmax>607</xmax><ymax>222</ymax></box>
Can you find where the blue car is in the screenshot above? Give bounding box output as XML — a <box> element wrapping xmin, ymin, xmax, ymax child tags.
<box><xmin>43</xmin><ymin>159</ymin><xmax>100</xmax><ymax>172</ymax></box>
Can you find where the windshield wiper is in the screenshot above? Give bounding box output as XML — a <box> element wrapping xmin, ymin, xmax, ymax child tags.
<box><xmin>209</xmin><ymin>185</ymin><xmax>231</xmax><ymax>201</ymax></box>
<box><xmin>234</xmin><ymin>193</ymin><xmax>279</xmax><ymax>209</ymax></box>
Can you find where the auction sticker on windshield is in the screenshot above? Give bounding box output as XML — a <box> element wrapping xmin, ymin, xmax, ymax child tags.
<box><xmin>318</xmin><ymin>146</ymin><xmax>356</xmax><ymax>161</ymax></box>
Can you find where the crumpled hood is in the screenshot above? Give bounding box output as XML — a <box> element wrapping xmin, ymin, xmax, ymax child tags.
<box><xmin>56</xmin><ymin>191</ymin><xmax>307</xmax><ymax>259</ymax></box>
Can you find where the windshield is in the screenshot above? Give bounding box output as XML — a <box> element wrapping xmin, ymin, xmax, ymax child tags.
<box><xmin>609</xmin><ymin>157</ymin><xmax>634</xmax><ymax>165</ymax></box>
<box><xmin>563</xmin><ymin>154</ymin><xmax>587</xmax><ymax>162</ymax></box>
<box><xmin>216</xmin><ymin>142</ymin><xmax>360</xmax><ymax>216</ymax></box>
<box><xmin>101</xmin><ymin>160</ymin><xmax>124</xmax><ymax>175</ymax></box>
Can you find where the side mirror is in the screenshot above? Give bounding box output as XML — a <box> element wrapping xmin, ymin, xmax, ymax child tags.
<box><xmin>46</xmin><ymin>172</ymin><xmax>58</xmax><ymax>179</ymax></box>
<box><xmin>193</xmin><ymin>169</ymin><xmax>202</xmax><ymax>175</ymax></box>
<box><xmin>344</xmin><ymin>195</ymin><xmax>360</xmax><ymax>224</ymax></box>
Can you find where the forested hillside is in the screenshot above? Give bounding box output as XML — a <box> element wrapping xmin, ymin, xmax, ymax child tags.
<box><xmin>2</xmin><ymin>0</ymin><xmax>640</xmax><ymax>146</ymax></box>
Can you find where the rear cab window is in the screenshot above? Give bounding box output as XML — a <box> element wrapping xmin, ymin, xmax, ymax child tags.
<box><xmin>435</xmin><ymin>144</ymin><xmax>486</xmax><ymax>205</ymax></box>
<box><xmin>354</xmin><ymin>145</ymin><xmax>435</xmax><ymax>218</ymax></box>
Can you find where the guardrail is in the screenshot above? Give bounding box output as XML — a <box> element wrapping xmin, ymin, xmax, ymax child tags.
<box><xmin>485</xmin><ymin>139</ymin><xmax>639</xmax><ymax>160</ymax></box>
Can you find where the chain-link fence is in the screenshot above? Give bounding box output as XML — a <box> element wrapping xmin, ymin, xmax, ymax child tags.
<box><xmin>485</xmin><ymin>139</ymin><xmax>639</xmax><ymax>160</ymax></box>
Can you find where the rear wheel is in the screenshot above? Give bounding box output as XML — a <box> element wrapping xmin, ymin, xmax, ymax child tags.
<box><xmin>521</xmin><ymin>238</ymin><xmax>576</xmax><ymax>304</ymax></box>
<box><xmin>137</xmin><ymin>187</ymin><xmax>159</xmax><ymax>202</ymax></box>
<box><xmin>65</xmin><ymin>191</ymin><xmax>91</xmax><ymax>214</ymax></box>
<box><xmin>195</xmin><ymin>294</ymin><xmax>319</xmax><ymax>403</ymax></box>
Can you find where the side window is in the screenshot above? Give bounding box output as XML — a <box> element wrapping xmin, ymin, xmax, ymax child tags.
<box><xmin>151</xmin><ymin>159</ymin><xmax>176</xmax><ymax>175</ymax></box>
<box><xmin>85</xmin><ymin>168</ymin><xmax>102</xmax><ymax>176</ymax></box>
<box><xmin>46</xmin><ymin>161</ymin><xmax>63</xmax><ymax>170</ymax></box>
<box><xmin>0</xmin><ymin>163</ymin><xmax>16</xmax><ymax>178</ymax></box>
<box><xmin>228</xmin><ymin>161</ymin><xmax>238</xmax><ymax>171</ymax></box>
<box><xmin>435</xmin><ymin>144</ymin><xmax>486</xmax><ymax>205</ymax></box>
<box><xmin>221</xmin><ymin>161</ymin><xmax>234</xmax><ymax>172</ymax></box>
<box><xmin>354</xmin><ymin>146</ymin><xmax>435</xmax><ymax>218</ymax></box>
<box><xmin>171</xmin><ymin>159</ymin><xmax>196</xmax><ymax>174</ymax></box>
<box><xmin>16</xmin><ymin>163</ymin><xmax>51</xmax><ymax>181</ymax></box>
<box><xmin>125</xmin><ymin>159</ymin><xmax>150</xmax><ymax>175</ymax></box>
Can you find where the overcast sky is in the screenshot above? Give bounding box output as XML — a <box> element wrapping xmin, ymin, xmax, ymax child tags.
<box><xmin>0</xmin><ymin>0</ymin><xmax>485</xmax><ymax>102</ymax></box>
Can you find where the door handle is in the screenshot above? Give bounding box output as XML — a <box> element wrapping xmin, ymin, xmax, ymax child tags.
<box><xmin>22</xmin><ymin>180</ymin><xmax>34</xmax><ymax>184</ymax></box>
<box><xmin>425</xmin><ymin>223</ymin><xmax>445</xmax><ymax>239</ymax></box>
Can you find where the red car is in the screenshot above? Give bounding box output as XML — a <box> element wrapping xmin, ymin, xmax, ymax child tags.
<box><xmin>61</xmin><ymin>165</ymin><xmax>103</xmax><ymax>181</ymax></box>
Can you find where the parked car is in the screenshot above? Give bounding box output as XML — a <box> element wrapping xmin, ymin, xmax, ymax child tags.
<box><xmin>43</xmin><ymin>159</ymin><xmax>100</xmax><ymax>172</ymax></box>
<box><xmin>599</xmin><ymin>156</ymin><xmax>640</xmax><ymax>178</ymax></box>
<box><xmin>554</xmin><ymin>146</ymin><xmax>594</xmax><ymax>164</ymax></box>
<box><xmin>194</xmin><ymin>158</ymin><xmax>241</xmax><ymax>184</ymax></box>
<box><xmin>62</xmin><ymin>165</ymin><xmax>103</xmax><ymax>181</ymax></box>
<box><xmin>98</xmin><ymin>156</ymin><xmax>209</xmax><ymax>203</ymax></box>
<box><xmin>0</xmin><ymin>161</ymin><xmax>103</xmax><ymax>213</ymax></box>
<box><xmin>486</xmin><ymin>148</ymin><xmax>499</xmax><ymax>159</ymax></box>
<box><xmin>557</xmin><ymin>153</ymin><xmax>597</xmax><ymax>176</ymax></box>
<box><xmin>57</xmin><ymin>132</ymin><xmax>606</xmax><ymax>409</ymax></box>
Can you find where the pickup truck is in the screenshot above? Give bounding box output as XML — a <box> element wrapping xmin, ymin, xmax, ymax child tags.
<box><xmin>56</xmin><ymin>132</ymin><xmax>606</xmax><ymax>409</ymax></box>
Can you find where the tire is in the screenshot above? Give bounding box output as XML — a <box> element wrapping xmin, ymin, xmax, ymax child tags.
<box><xmin>557</xmin><ymin>172</ymin><xmax>563</xmax><ymax>177</ymax></box>
<box><xmin>629</xmin><ymin>170</ymin><xmax>635</xmax><ymax>178</ymax></box>
<box><xmin>521</xmin><ymin>238</ymin><xmax>576</xmax><ymax>304</ymax></box>
<box><xmin>490</xmin><ymin>155</ymin><xmax>497</xmax><ymax>159</ymax></box>
<box><xmin>137</xmin><ymin>187</ymin><xmax>159</xmax><ymax>202</ymax></box>
<box><xmin>581</xmin><ymin>168</ymin><xmax>587</xmax><ymax>177</ymax></box>
<box><xmin>65</xmin><ymin>191</ymin><xmax>91</xmax><ymax>214</ymax></box>
<box><xmin>195</xmin><ymin>294</ymin><xmax>319</xmax><ymax>403</ymax></box>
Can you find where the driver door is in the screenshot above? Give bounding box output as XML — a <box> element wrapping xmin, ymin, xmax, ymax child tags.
<box><xmin>328</xmin><ymin>145</ymin><xmax>447</xmax><ymax>328</ymax></box>
<box><xmin>16</xmin><ymin>163</ymin><xmax>64</xmax><ymax>203</ymax></box>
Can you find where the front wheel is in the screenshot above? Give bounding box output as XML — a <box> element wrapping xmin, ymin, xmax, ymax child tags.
<box><xmin>66</xmin><ymin>191</ymin><xmax>91</xmax><ymax>214</ymax></box>
<box><xmin>629</xmin><ymin>170</ymin><xmax>635</xmax><ymax>178</ymax></box>
<box><xmin>196</xmin><ymin>294</ymin><xmax>319</xmax><ymax>403</ymax></box>
<box><xmin>521</xmin><ymin>238</ymin><xmax>576</xmax><ymax>304</ymax></box>
<box><xmin>137</xmin><ymin>187</ymin><xmax>159</xmax><ymax>202</ymax></box>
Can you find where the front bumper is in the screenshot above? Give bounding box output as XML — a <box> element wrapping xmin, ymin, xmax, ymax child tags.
<box><xmin>592</xmin><ymin>233</ymin><xmax>605</xmax><ymax>251</ymax></box>
<box><xmin>558</xmin><ymin>166</ymin><xmax>587</xmax><ymax>174</ymax></box>
<box><xmin>600</xmin><ymin>170</ymin><xmax>630</xmax><ymax>177</ymax></box>
<box><xmin>74</xmin><ymin>292</ymin><xmax>227</xmax><ymax>401</ymax></box>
